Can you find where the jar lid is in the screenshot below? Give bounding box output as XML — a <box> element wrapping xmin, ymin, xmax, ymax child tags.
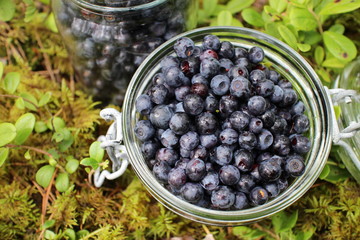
<box><xmin>332</xmin><ymin>58</ymin><xmax>360</xmax><ymax>184</ymax></box>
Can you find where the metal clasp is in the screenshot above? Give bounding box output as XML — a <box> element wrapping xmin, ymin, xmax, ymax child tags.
<box><xmin>93</xmin><ymin>108</ymin><xmax>129</xmax><ymax>187</ymax></box>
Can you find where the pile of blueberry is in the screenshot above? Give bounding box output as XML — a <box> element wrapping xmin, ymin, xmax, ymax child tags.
<box><xmin>54</xmin><ymin>0</ymin><xmax>194</xmax><ymax>105</ymax></box>
<box><xmin>134</xmin><ymin>35</ymin><xmax>311</xmax><ymax>210</ymax></box>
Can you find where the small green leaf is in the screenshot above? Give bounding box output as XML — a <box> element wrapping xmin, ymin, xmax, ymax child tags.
<box><xmin>0</xmin><ymin>123</ymin><xmax>17</xmax><ymax>147</ymax></box>
<box><xmin>24</xmin><ymin>150</ymin><xmax>31</xmax><ymax>160</ymax></box>
<box><xmin>303</xmin><ymin>31</ymin><xmax>322</xmax><ymax>45</ymax></box>
<box><xmin>35</xmin><ymin>121</ymin><xmax>48</xmax><ymax>133</ymax></box>
<box><xmin>24</xmin><ymin>0</ymin><xmax>37</xmax><ymax>22</ymax></box>
<box><xmin>15</xmin><ymin>97</ymin><xmax>25</xmax><ymax>110</ymax></box>
<box><xmin>297</xmin><ymin>43</ymin><xmax>311</xmax><ymax>52</ymax></box>
<box><xmin>316</xmin><ymin>68</ymin><xmax>331</xmax><ymax>83</ymax></box>
<box><xmin>0</xmin><ymin>62</ymin><xmax>4</xmax><ymax>79</ymax></box>
<box><xmin>233</xmin><ymin>226</ymin><xmax>266</xmax><ymax>238</ymax></box>
<box><xmin>66</xmin><ymin>159</ymin><xmax>79</xmax><ymax>174</ymax></box>
<box><xmin>320</xmin><ymin>164</ymin><xmax>350</xmax><ymax>183</ymax></box>
<box><xmin>203</xmin><ymin>0</ymin><xmax>217</xmax><ymax>16</ymax></box>
<box><xmin>38</xmin><ymin>92</ymin><xmax>52</xmax><ymax>106</ymax></box>
<box><xmin>80</xmin><ymin>158</ymin><xmax>99</xmax><ymax>169</ymax></box>
<box><xmin>44</xmin><ymin>230</ymin><xmax>56</xmax><ymax>239</ymax></box>
<box><xmin>278</xmin><ymin>25</ymin><xmax>297</xmax><ymax>49</ymax></box>
<box><xmin>226</xmin><ymin>0</ymin><xmax>255</xmax><ymax>14</ymax></box>
<box><xmin>3</xmin><ymin>72</ymin><xmax>20</xmax><ymax>94</ymax></box>
<box><xmin>334</xmin><ymin>105</ymin><xmax>342</xmax><ymax>120</ymax></box>
<box><xmin>36</xmin><ymin>165</ymin><xmax>55</xmax><ymax>188</ymax></box>
<box><xmin>42</xmin><ymin>219</ymin><xmax>55</xmax><ymax>229</ymax></box>
<box><xmin>19</xmin><ymin>92</ymin><xmax>38</xmax><ymax>111</ymax></box>
<box><xmin>272</xmin><ymin>210</ymin><xmax>298</xmax><ymax>233</ymax></box>
<box><xmin>55</xmin><ymin>172</ymin><xmax>69</xmax><ymax>192</ymax></box>
<box><xmin>217</xmin><ymin>10</ymin><xmax>233</xmax><ymax>26</ymax></box>
<box><xmin>323</xmin><ymin>31</ymin><xmax>357</xmax><ymax>62</ymax></box>
<box><xmin>269</xmin><ymin>0</ymin><xmax>287</xmax><ymax>12</ymax></box>
<box><xmin>241</xmin><ymin>8</ymin><xmax>264</xmax><ymax>27</ymax></box>
<box><xmin>0</xmin><ymin>147</ymin><xmax>9</xmax><ymax>167</ymax></box>
<box><xmin>76</xmin><ymin>230</ymin><xmax>90</xmax><ymax>239</ymax></box>
<box><xmin>295</xmin><ymin>227</ymin><xmax>315</xmax><ymax>240</ymax></box>
<box><xmin>52</xmin><ymin>132</ymin><xmax>64</xmax><ymax>143</ymax></box>
<box><xmin>231</xmin><ymin>17</ymin><xmax>244</xmax><ymax>27</ymax></box>
<box><xmin>315</xmin><ymin>46</ymin><xmax>325</xmax><ymax>65</ymax></box>
<box><xmin>319</xmin><ymin>164</ymin><xmax>330</xmax><ymax>179</ymax></box>
<box><xmin>322</xmin><ymin>57</ymin><xmax>345</xmax><ymax>69</ymax></box>
<box><xmin>319</xmin><ymin>0</ymin><xmax>360</xmax><ymax>15</ymax></box>
<box><xmin>89</xmin><ymin>141</ymin><xmax>105</xmax><ymax>163</ymax></box>
<box><xmin>289</xmin><ymin>7</ymin><xmax>318</xmax><ymax>31</ymax></box>
<box><xmin>47</xmin><ymin>117</ymin><xmax>66</xmax><ymax>131</ymax></box>
<box><xmin>64</xmin><ymin>229</ymin><xmax>76</xmax><ymax>240</ymax></box>
<box><xmin>265</xmin><ymin>22</ymin><xmax>281</xmax><ymax>39</ymax></box>
<box><xmin>0</xmin><ymin>0</ymin><xmax>16</xmax><ymax>21</ymax></box>
<box><xmin>14</xmin><ymin>113</ymin><xmax>36</xmax><ymax>145</ymax></box>
<box><xmin>49</xmin><ymin>158</ymin><xmax>57</xmax><ymax>167</ymax></box>
<box><xmin>328</xmin><ymin>24</ymin><xmax>345</xmax><ymax>34</ymax></box>
<box><xmin>45</xmin><ymin>13</ymin><xmax>58</xmax><ymax>33</ymax></box>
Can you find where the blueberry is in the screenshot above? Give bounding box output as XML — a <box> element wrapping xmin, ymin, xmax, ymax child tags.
<box><xmin>179</xmin><ymin>131</ymin><xmax>200</xmax><ymax>150</ymax></box>
<box><xmin>236</xmin><ymin>174</ymin><xmax>256</xmax><ymax>194</ymax></box>
<box><xmin>135</xmin><ymin>120</ymin><xmax>155</xmax><ymax>141</ymax></box>
<box><xmin>164</xmin><ymin>66</ymin><xmax>186</xmax><ymax>87</ymax></box>
<box><xmin>248</xmin><ymin>47</ymin><xmax>265</xmax><ymax>64</ymax></box>
<box><xmin>293</xmin><ymin>114</ymin><xmax>310</xmax><ymax>134</ymax></box>
<box><xmin>183</xmin><ymin>94</ymin><xmax>204</xmax><ymax>116</ymax></box>
<box><xmin>211</xmin><ymin>186</ymin><xmax>235</xmax><ymax>209</ymax></box>
<box><xmin>205</xmin><ymin>95</ymin><xmax>218</xmax><ymax>113</ymax></box>
<box><xmin>238</xmin><ymin>131</ymin><xmax>257</xmax><ymax>150</ymax></box>
<box><xmin>149</xmin><ymin>21</ymin><xmax>167</xmax><ymax>37</ymax></box>
<box><xmin>249</xmin><ymin>118</ymin><xmax>263</xmax><ymax>134</ymax></box>
<box><xmin>230</xmin><ymin>76</ymin><xmax>252</xmax><ymax>99</ymax></box>
<box><xmin>260</xmin><ymin>110</ymin><xmax>276</xmax><ymax>128</ymax></box>
<box><xmin>219</xmin><ymin>128</ymin><xmax>238</xmax><ymax>145</ymax></box>
<box><xmin>150</xmin><ymin>104</ymin><xmax>174</xmax><ymax>129</ymax></box>
<box><xmin>153</xmin><ymin>161</ymin><xmax>171</xmax><ymax>183</ymax></box>
<box><xmin>290</xmin><ymin>134</ymin><xmax>311</xmax><ymax>154</ymax></box>
<box><xmin>234</xmin><ymin>192</ymin><xmax>249</xmax><ymax>210</ymax></box>
<box><xmin>234</xmin><ymin>149</ymin><xmax>254</xmax><ymax>172</ymax></box>
<box><xmin>195</xmin><ymin>112</ymin><xmax>218</xmax><ymax>135</ymax></box>
<box><xmin>280</xmin><ymin>88</ymin><xmax>298</xmax><ymax>107</ymax></box>
<box><xmin>257</xmin><ymin>129</ymin><xmax>274</xmax><ymax>151</ymax></box>
<box><xmin>156</xmin><ymin>128</ymin><xmax>165</xmax><ymax>141</ymax></box>
<box><xmin>200</xmin><ymin>58</ymin><xmax>221</xmax><ymax>78</ymax></box>
<box><xmin>278</xmin><ymin>79</ymin><xmax>293</xmax><ymax>89</ymax></box>
<box><xmin>285</xmin><ymin>155</ymin><xmax>305</xmax><ymax>177</ymax></box>
<box><xmin>180</xmin><ymin>147</ymin><xmax>191</xmax><ymax>158</ymax></box>
<box><xmin>160</xmin><ymin>56</ymin><xmax>180</xmax><ymax>70</ymax></box>
<box><xmin>219</xmin><ymin>165</ymin><xmax>241</xmax><ymax>185</ymax></box>
<box><xmin>218</xmin><ymin>41</ymin><xmax>234</xmax><ymax>59</ymax></box>
<box><xmin>175</xmin><ymin>85</ymin><xmax>191</xmax><ymax>101</ymax></box>
<box><xmin>191</xmin><ymin>83</ymin><xmax>209</xmax><ymax>98</ymax></box>
<box><xmin>248</xmin><ymin>96</ymin><xmax>267</xmax><ymax>116</ymax></box>
<box><xmin>168</xmin><ymin>167</ymin><xmax>187</xmax><ymax>188</ymax></box>
<box><xmin>169</xmin><ymin>112</ymin><xmax>190</xmax><ymax>135</ymax></box>
<box><xmin>181</xmin><ymin>182</ymin><xmax>204</xmax><ymax>203</ymax></box>
<box><xmin>229</xmin><ymin>111</ymin><xmax>250</xmax><ymax>131</ymax></box>
<box><xmin>200</xmin><ymin>134</ymin><xmax>218</xmax><ymax>149</ymax></box>
<box><xmin>210</xmin><ymin>75</ymin><xmax>231</xmax><ymax>96</ymax></box>
<box><xmin>227</xmin><ymin>65</ymin><xmax>249</xmax><ymax>79</ymax></box>
<box><xmin>256</xmin><ymin>152</ymin><xmax>272</xmax><ymax>163</ymax></box>
<box><xmin>268</xmin><ymin>70</ymin><xmax>280</xmax><ymax>83</ymax></box>
<box><xmin>277</xmin><ymin>178</ymin><xmax>289</xmax><ymax>192</ymax></box>
<box><xmin>155</xmin><ymin>148</ymin><xmax>179</xmax><ymax>166</ymax></box>
<box><xmin>258</xmin><ymin>158</ymin><xmax>282</xmax><ymax>181</ymax></box>
<box><xmin>78</xmin><ymin>38</ymin><xmax>99</xmax><ymax>59</ymax></box>
<box><xmin>290</xmin><ymin>101</ymin><xmax>305</xmax><ymax>115</ymax></box>
<box><xmin>234</xmin><ymin>57</ymin><xmax>251</xmax><ymax>70</ymax></box>
<box><xmin>202</xmin><ymin>35</ymin><xmax>221</xmax><ymax>51</ymax></box>
<box><xmin>256</xmin><ymin>80</ymin><xmax>274</xmax><ymax>97</ymax></box>
<box><xmin>174</xmin><ymin>37</ymin><xmax>195</xmax><ymax>58</ymax></box>
<box><xmin>250</xmin><ymin>165</ymin><xmax>261</xmax><ymax>182</ymax></box>
<box><xmin>175</xmin><ymin>158</ymin><xmax>190</xmax><ymax>169</ymax></box>
<box><xmin>190</xmin><ymin>145</ymin><xmax>208</xmax><ymax>160</ymax></box>
<box><xmin>160</xmin><ymin>129</ymin><xmax>179</xmax><ymax>148</ymax></box>
<box><xmin>219</xmin><ymin>58</ymin><xmax>234</xmax><ymax>73</ymax></box>
<box><xmin>136</xmin><ymin>94</ymin><xmax>153</xmax><ymax>115</ymax></box>
<box><xmin>270</xmin><ymin>116</ymin><xmax>288</xmax><ymax>134</ymax></box>
<box><xmin>272</xmin><ymin>135</ymin><xmax>291</xmax><ymax>156</ymax></box>
<box><xmin>181</xmin><ymin>57</ymin><xmax>200</xmax><ymax>76</ymax></box>
<box><xmin>263</xmin><ymin>183</ymin><xmax>279</xmax><ymax>198</ymax></box>
<box><xmin>249</xmin><ymin>69</ymin><xmax>265</xmax><ymax>85</ymax></box>
<box><xmin>270</xmin><ymin>85</ymin><xmax>284</xmax><ymax>104</ymax></box>
<box><xmin>214</xmin><ymin>145</ymin><xmax>233</xmax><ymax>166</ymax></box>
<box><xmin>175</xmin><ymin>102</ymin><xmax>185</xmax><ymax>113</ymax></box>
<box><xmin>141</xmin><ymin>140</ymin><xmax>160</xmax><ymax>160</ymax></box>
<box><xmin>200</xmin><ymin>49</ymin><xmax>219</xmax><ymax>60</ymax></box>
<box><xmin>249</xmin><ymin>186</ymin><xmax>268</xmax><ymax>205</ymax></box>
<box><xmin>219</xmin><ymin>95</ymin><xmax>239</xmax><ymax>118</ymax></box>
<box><xmin>201</xmin><ymin>171</ymin><xmax>220</xmax><ymax>191</ymax></box>
<box><xmin>234</xmin><ymin>47</ymin><xmax>248</xmax><ymax>59</ymax></box>
<box><xmin>191</xmin><ymin>73</ymin><xmax>208</xmax><ymax>86</ymax></box>
<box><xmin>149</xmin><ymin>84</ymin><xmax>169</xmax><ymax>104</ymax></box>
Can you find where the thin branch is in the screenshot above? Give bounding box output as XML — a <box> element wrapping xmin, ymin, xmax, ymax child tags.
<box><xmin>6</xmin><ymin>144</ymin><xmax>54</xmax><ymax>159</ymax></box>
<box><xmin>253</xmin><ymin>223</ymin><xmax>280</xmax><ymax>240</ymax></box>
<box><xmin>34</xmin><ymin>31</ymin><xmax>56</xmax><ymax>82</ymax></box>
<box><xmin>308</xmin><ymin>7</ymin><xmax>323</xmax><ymax>34</ymax></box>
<box><xmin>0</xmin><ymin>94</ymin><xmax>38</xmax><ymax>109</ymax></box>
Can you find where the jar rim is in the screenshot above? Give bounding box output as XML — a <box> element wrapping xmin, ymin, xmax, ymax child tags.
<box><xmin>122</xmin><ymin>26</ymin><xmax>333</xmax><ymax>225</ymax></box>
<box><xmin>69</xmin><ymin>0</ymin><xmax>167</xmax><ymax>12</ymax></box>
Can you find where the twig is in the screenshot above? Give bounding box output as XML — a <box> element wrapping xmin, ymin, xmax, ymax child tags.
<box><xmin>307</xmin><ymin>7</ymin><xmax>323</xmax><ymax>34</ymax></box>
<box><xmin>6</xmin><ymin>144</ymin><xmax>54</xmax><ymax>159</ymax></box>
<box><xmin>253</xmin><ymin>223</ymin><xmax>280</xmax><ymax>240</ymax></box>
<box><xmin>34</xmin><ymin>31</ymin><xmax>56</xmax><ymax>82</ymax></box>
<box><xmin>0</xmin><ymin>94</ymin><xmax>38</xmax><ymax>109</ymax></box>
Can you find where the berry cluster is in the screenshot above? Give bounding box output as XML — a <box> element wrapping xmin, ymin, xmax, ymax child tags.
<box><xmin>54</xmin><ymin>0</ymin><xmax>194</xmax><ymax>105</ymax></box>
<box><xmin>84</xmin><ymin>0</ymin><xmax>153</xmax><ymax>7</ymax></box>
<box><xmin>134</xmin><ymin>35</ymin><xmax>311</xmax><ymax>210</ymax></box>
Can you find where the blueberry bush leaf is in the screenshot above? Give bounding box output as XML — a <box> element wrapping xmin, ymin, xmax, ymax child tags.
<box><xmin>0</xmin><ymin>122</ymin><xmax>17</xmax><ymax>147</ymax></box>
<box><xmin>241</xmin><ymin>8</ymin><xmax>264</xmax><ymax>27</ymax></box>
<box><xmin>55</xmin><ymin>172</ymin><xmax>70</xmax><ymax>192</ymax></box>
<box><xmin>0</xmin><ymin>147</ymin><xmax>9</xmax><ymax>167</ymax></box>
<box><xmin>3</xmin><ymin>72</ymin><xmax>20</xmax><ymax>94</ymax></box>
<box><xmin>277</xmin><ymin>25</ymin><xmax>297</xmax><ymax>49</ymax></box>
<box><xmin>323</xmin><ymin>31</ymin><xmax>357</xmax><ymax>62</ymax></box>
<box><xmin>0</xmin><ymin>0</ymin><xmax>16</xmax><ymax>21</ymax></box>
<box><xmin>80</xmin><ymin>158</ymin><xmax>99</xmax><ymax>170</ymax></box>
<box><xmin>89</xmin><ymin>141</ymin><xmax>104</xmax><ymax>163</ymax></box>
<box><xmin>319</xmin><ymin>0</ymin><xmax>360</xmax><ymax>15</ymax></box>
<box><xmin>14</xmin><ymin>113</ymin><xmax>36</xmax><ymax>145</ymax></box>
<box><xmin>269</xmin><ymin>0</ymin><xmax>287</xmax><ymax>13</ymax></box>
<box><xmin>315</xmin><ymin>46</ymin><xmax>325</xmax><ymax>65</ymax></box>
<box><xmin>289</xmin><ymin>7</ymin><xmax>318</xmax><ymax>31</ymax></box>
<box><xmin>272</xmin><ymin>210</ymin><xmax>298</xmax><ymax>233</ymax></box>
<box><xmin>217</xmin><ymin>10</ymin><xmax>233</xmax><ymax>26</ymax></box>
<box><xmin>226</xmin><ymin>0</ymin><xmax>255</xmax><ymax>14</ymax></box>
<box><xmin>36</xmin><ymin>165</ymin><xmax>55</xmax><ymax>188</ymax></box>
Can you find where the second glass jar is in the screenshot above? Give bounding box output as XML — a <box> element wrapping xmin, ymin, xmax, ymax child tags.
<box><xmin>52</xmin><ymin>0</ymin><xmax>198</xmax><ymax>105</ymax></box>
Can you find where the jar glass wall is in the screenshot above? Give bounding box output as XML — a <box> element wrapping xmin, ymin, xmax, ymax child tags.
<box><xmin>52</xmin><ymin>0</ymin><xmax>198</xmax><ymax>105</ymax></box>
<box><xmin>122</xmin><ymin>27</ymin><xmax>333</xmax><ymax>225</ymax></box>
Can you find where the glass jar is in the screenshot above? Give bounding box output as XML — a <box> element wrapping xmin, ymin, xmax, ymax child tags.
<box><xmin>120</xmin><ymin>27</ymin><xmax>335</xmax><ymax>225</ymax></box>
<box><xmin>52</xmin><ymin>0</ymin><xmax>198</xmax><ymax>105</ymax></box>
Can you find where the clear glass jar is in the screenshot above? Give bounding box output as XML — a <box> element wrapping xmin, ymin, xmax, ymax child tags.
<box><xmin>52</xmin><ymin>0</ymin><xmax>198</xmax><ymax>105</ymax></box>
<box><xmin>121</xmin><ymin>27</ymin><xmax>334</xmax><ymax>225</ymax></box>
